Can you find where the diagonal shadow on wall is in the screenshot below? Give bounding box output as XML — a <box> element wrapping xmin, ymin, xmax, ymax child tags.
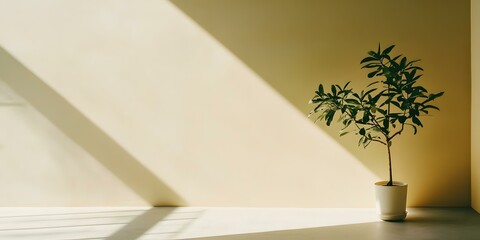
<box><xmin>167</xmin><ymin>0</ymin><xmax>396</xmax><ymax>183</ymax></box>
<box><xmin>168</xmin><ymin>0</ymin><xmax>472</xmax><ymax>207</ymax></box>
<box><xmin>0</xmin><ymin>46</ymin><xmax>184</xmax><ymax>206</ymax></box>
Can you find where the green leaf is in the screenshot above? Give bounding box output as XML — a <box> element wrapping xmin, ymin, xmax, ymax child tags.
<box><xmin>352</xmin><ymin>93</ymin><xmax>360</xmax><ymax>99</ymax></box>
<box><xmin>377</xmin><ymin>108</ymin><xmax>387</xmax><ymax>115</ymax></box>
<box><xmin>410</xmin><ymin>69</ymin><xmax>418</xmax><ymax>79</ymax></box>
<box><xmin>326</xmin><ymin>110</ymin><xmax>336</xmax><ymax>126</ymax></box>
<box><xmin>363</xmin><ymin>137</ymin><xmax>371</xmax><ymax>148</ymax></box>
<box><xmin>406</xmin><ymin>123</ymin><xmax>418</xmax><ymax>134</ymax></box>
<box><xmin>416</xmin><ymin>86</ymin><xmax>427</xmax><ymax>93</ymax></box>
<box><xmin>358</xmin><ymin>136</ymin><xmax>364</xmax><ymax>146</ymax></box>
<box><xmin>336</xmin><ymin>84</ymin><xmax>343</xmax><ymax>92</ymax></box>
<box><xmin>359</xmin><ymin>128</ymin><xmax>366</xmax><ymax>136</ymax></box>
<box><xmin>368</xmin><ymin>71</ymin><xmax>378</xmax><ymax>78</ymax></box>
<box><xmin>382</xmin><ymin>45</ymin><xmax>395</xmax><ymax>56</ymax></box>
<box><xmin>406</xmin><ymin>59</ymin><xmax>421</xmax><ymax>66</ymax></box>
<box><xmin>340</xmin><ymin>131</ymin><xmax>350</xmax><ymax>137</ymax></box>
<box><xmin>391</xmin><ymin>101</ymin><xmax>401</xmax><ymax>109</ymax></box>
<box><xmin>345</xmin><ymin>99</ymin><xmax>360</xmax><ymax>105</ymax></box>
<box><xmin>342</xmin><ymin>118</ymin><xmax>353</xmax><ymax>129</ymax></box>
<box><xmin>362</xmin><ymin>112</ymin><xmax>370</xmax><ymax>123</ymax></box>
<box><xmin>361</xmin><ymin>63</ymin><xmax>380</xmax><ymax>69</ymax></box>
<box><xmin>409</xmin><ymin>108</ymin><xmax>419</xmax><ymax>117</ymax></box>
<box><xmin>383</xmin><ymin>118</ymin><xmax>389</xmax><ymax>129</ymax></box>
<box><xmin>309</xmin><ymin>104</ymin><xmax>321</xmax><ymax>113</ymax></box>
<box><xmin>412</xmin><ymin>116</ymin><xmax>423</xmax><ymax>127</ymax></box>
<box><xmin>420</xmin><ymin>109</ymin><xmax>429</xmax><ymax>114</ymax></box>
<box><xmin>367</xmin><ymin>81</ymin><xmax>379</xmax><ymax>88</ymax></box>
<box><xmin>318</xmin><ymin>84</ymin><xmax>324</xmax><ymax>94</ymax></box>
<box><xmin>331</xmin><ymin>85</ymin><xmax>337</xmax><ymax>95</ymax></box>
<box><xmin>349</xmin><ymin>108</ymin><xmax>358</xmax><ymax>118</ymax></box>
<box><xmin>406</xmin><ymin>66</ymin><xmax>424</xmax><ymax>71</ymax></box>
<box><xmin>391</xmin><ymin>54</ymin><xmax>402</xmax><ymax>62</ymax></box>
<box><xmin>400</xmin><ymin>57</ymin><xmax>407</xmax><ymax>68</ymax></box>
<box><xmin>413</xmin><ymin>74</ymin><xmax>423</xmax><ymax>80</ymax></box>
<box><xmin>421</xmin><ymin>91</ymin><xmax>443</xmax><ymax>104</ymax></box>
<box><xmin>370</xmin><ymin>91</ymin><xmax>382</xmax><ymax>103</ymax></box>
<box><xmin>423</xmin><ymin>105</ymin><xmax>440</xmax><ymax>111</ymax></box>
<box><xmin>360</xmin><ymin>56</ymin><xmax>377</xmax><ymax>64</ymax></box>
<box><xmin>431</xmin><ymin>91</ymin><xmax>445</xmax><ymax>99</ymax></box>
<box><xmin>363</xmin><ymin>88</ymin><xmax>377</xmax><ymax>97</ymax></box>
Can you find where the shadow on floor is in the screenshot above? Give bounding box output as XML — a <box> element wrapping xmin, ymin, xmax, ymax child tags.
<box><xmin>0</xmin><ymin>207</ymin><xmax>203</xmax><ymax>240</ymax></box>
<box><xmin>184</xmin><ymin>208</ymin><xmax>480</xmax><ymax>240</ymax></box>
<box><xmin>105</xmin><ymin>208</ymin><xmax>175</xmax><ymax>240</ymax></box>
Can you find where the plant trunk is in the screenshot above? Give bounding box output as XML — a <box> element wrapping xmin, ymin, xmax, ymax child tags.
<box><xmin>386</xmin><ymin>141</ymin><xmax>393</xmax><ymax>186</ymax></box>
<box><xmin>386</xmin><ymin>80</ymin><xmax>393</xmax><ymax>186</ymax></box>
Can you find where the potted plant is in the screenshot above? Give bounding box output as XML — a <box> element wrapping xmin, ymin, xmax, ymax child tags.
<box><xmin>308</xmin><ymin>44</ymin><xmax>444</xmax><ymax>221</ymax></box>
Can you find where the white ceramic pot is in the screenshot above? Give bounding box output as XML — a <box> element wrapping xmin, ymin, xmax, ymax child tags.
<box><xmin>374</xmin><ymin>181</ymin><xmax>408</xmax><ymax>221</ymax></box>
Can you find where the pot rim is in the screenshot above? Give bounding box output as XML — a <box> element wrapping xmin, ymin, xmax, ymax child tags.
<box><xmin>375</xmin><ymin>181</ymin><xmax>407</xmax><ymax>187</ymax></box>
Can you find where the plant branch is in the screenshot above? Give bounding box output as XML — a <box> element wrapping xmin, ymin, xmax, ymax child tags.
<box><xmin>372</xmin><ymin>139</ymin><xmax>387</xmax><ymax>145</ymax></box>
<box><xmin>390</xmin><ymin>123</ymin><xmax>405</xmax><ymax>140</ymax></box>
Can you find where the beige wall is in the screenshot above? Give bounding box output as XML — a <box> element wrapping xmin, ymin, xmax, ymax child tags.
<box><xmin>473</xmin><ymin>0</ymin><xmax>480</xmax><ymax>213</ymax></box>
<box><xmin>0</xmin><ymin>0</ymin><xmax>471</xmax><ymax>207</ymax></box>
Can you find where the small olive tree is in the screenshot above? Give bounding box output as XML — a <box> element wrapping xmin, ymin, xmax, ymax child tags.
<box><xmin>309</xmin><ymin>45</ymin><xmax>444</xmax><ymax>186</ymax></box>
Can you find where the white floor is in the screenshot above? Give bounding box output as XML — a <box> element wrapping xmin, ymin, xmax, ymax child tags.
<box><xmin>0</xmin><ymin>207</ymin><xmax>478</xmax><ymax>240</ymax></box>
